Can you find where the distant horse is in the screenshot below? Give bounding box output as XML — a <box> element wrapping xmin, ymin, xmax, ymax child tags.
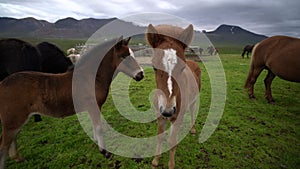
<box><xmin>67</xmin><ymin>53</ymin><xmax>81</xmax><ymax>64</ymax></box>
<box><xmin>0</xmin><ymin>36</ymin><xmax>144</xmax><ymax>168</ymax></box>
<box><xmin>146</xmin><ymin>24</ymin><xmax>201</xmax><ymax>169</ymax></box>
<box><xmin>207</xmin><ymin>46</ymin><xmax>217</xmax><ymax>55</ymax></box>
<box><xmin>67</xmin><ymin>47</ymin><xmax>76</xmax><ymax>55</ymax></box>
<box><xmin>244</xmin><ymin>36</ymin><xmax>300</xmax><ymax>103</ymax></box>
<box><xmin>241</xmin><ymin>44</ymin><xmax>254</xmax><ymax>58</ymax></box>
<box><xmin>0</xmin><ymin>39</ymin><xmax>73</xmax><ymax>122</ymax></box>
<box><xmin>198</xmin><ymin>47</ymin><xmax>203</xmax><ymax>55</ymax></box>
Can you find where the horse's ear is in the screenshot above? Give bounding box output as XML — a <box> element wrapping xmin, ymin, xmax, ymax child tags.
<box><xmin>115</xmin><ymin>36</ymin><xmax>124</xmax><ymax>48</ymax></box>
<box><xmin>178</xmin><ymin>24</ymin><xmax>194</xmax><ymax>48</ymax></box>
<box><xmin>146</xmin><ymin>24</ymin><xmax>161</xmax><ymax>48</ymax></box>
<box><xmin>124</xmin><ymin>37</ymin><xmax>131</xmax><ymax>45</ymax></box>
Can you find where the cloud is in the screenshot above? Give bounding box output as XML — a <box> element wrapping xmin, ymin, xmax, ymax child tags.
<box><xmin>0</xmin><ymin>0</ymin><xmax>299</xmax><ymax>37</ymax></box>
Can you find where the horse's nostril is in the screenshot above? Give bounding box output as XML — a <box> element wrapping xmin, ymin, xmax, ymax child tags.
<box><xmin>172</xmin><ymin>107</ymin><xmax>176</xmax><ymax>114</ymax></box>
<box><xmin>159</xmin><ymin>106</ymin><xmax>164</xmax><ymax>114</ymax></box>
<box><xmin>161</xmin><ymin>106</ymin><xmax>176</xmax><ymax>117</ymax></box>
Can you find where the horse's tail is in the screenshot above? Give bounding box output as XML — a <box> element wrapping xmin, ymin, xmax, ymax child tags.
<box><xmin>244</xmin><ymin>43</ymin><xmax>259</xmax><ymax>89</ymax></box>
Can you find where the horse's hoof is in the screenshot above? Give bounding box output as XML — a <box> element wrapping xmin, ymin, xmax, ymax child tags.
<box><xmin>132</xmin><ymin>154</ymin><xmax>143</xmax><ymax>163</ymax></box>
<box><xmin>190</xmin><ymin>129</ymin><xmax>196</xmax><ymax>136</ymax></box>
<box><xmin>268</xmin><ymin>100</ymin><xmax>276</xmax><ymax>105</ymax></box>
<box><xmin>152</xmin><ymin>158</ymin><xmax>159</xmax><ymax>167</ymax></box>
<box><xmin>249</xmin><ymin>95</ymin><xmax>256</xmax><ymax>100</ymax></box>
<box><xmin>100</xmin><ymin>149</ymin><xmax>112</xmax><ymax>159</ymax></box>
<box><xmin>34</xmin><ymin>116</ymin><xmax>42</xmax><ymax>122</ymax></box>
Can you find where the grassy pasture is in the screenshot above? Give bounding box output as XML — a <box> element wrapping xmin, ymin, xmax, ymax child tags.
<box><xmin>1</xmin><ymin>39</ymin><xmax>299</xmax><ymax>168</ymax></box>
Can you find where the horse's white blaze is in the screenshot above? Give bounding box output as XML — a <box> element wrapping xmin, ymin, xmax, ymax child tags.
<box><xmin>158</xmin><ymin>94</ymin><xmax>166</xmax><ymax>111</ymax></box>
<box><xmin>162</xmin><ymin>49</ymin><xmax>177</xmax><ymax>97</ymax></box>
<box><xmin>129</xmin><ymin>48</ymin><xmax>135</xmax><ymax>58</ymax></box>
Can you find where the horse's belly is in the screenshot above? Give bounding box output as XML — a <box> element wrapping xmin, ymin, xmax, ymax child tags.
<box><xmin>267</xmin><ymin>56</ymin><xmax>300</xmax><ymax>82</ymax></box>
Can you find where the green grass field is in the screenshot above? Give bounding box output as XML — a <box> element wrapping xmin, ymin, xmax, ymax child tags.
<box><xmin>1</xmin><ymin>39</ymin><xmax>299</xmax><ymax>168</ymax></box>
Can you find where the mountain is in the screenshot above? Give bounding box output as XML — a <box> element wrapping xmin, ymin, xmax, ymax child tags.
<box><xmin>204</xmin><ymin>24</ymin><xmax>267</xmax><ymax>45</ymax></box>
<box><xmin>0</xmin><ymin>17</ymin><xmax>132</xmax><ymax>38</ymax></box>
<box><xmin>0</xmin><ymin>17</ymin><xmax>267</xmax><ymax>46</ymax></box>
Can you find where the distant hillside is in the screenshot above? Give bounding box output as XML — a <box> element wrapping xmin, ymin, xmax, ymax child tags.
<box><xmin>0</xmin><ymin>17</ymin><xmax>267</xmax><ymax>46</ymax></box>
<box><xmin>205</xmin><ymin>24</ymin><xmax>267</xmax><ymax>46</ymax></box>
<box><xmin>0</xmin><ymin>17</ymin><xmax>137</xmax><ymax>39</ymax></box>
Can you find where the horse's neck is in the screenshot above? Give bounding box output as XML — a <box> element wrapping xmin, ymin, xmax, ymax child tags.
<box><xmin>96</xmin><ymin>58</ymin><xmax>115</xmax><ymax>90</ymax></box>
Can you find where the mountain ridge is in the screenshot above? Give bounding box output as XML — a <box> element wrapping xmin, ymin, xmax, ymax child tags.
<box><xmin>0</xmin><ymin>17</ymin><xmax>267</xmax><ymax>45</ymax></box>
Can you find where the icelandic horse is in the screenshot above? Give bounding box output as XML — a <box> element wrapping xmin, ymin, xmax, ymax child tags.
<box><xmin>241</xmin><ymin>44</ymin><xmax>254</xmax><ymax>58</ymax></box>
<box><xmin>244</xmin><ymin>35</ymin><xmax>300</xmax><ymax>103</ymax></box>
<box><xmin>0</xmin><ymin>39</ymin><xmax>73</xmax><ymax>122</ymax></box>
<box><xmin>0</xmin><ymin>36</ymin><xmax>144</xmax><ymax>168</ymax></box>
<box><xmin>146</xmin><ymin>24</ymin><xmax>201</xmax><ymax>169</ymax></box>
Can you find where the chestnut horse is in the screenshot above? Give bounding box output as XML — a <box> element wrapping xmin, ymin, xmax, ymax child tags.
<box><xmin>146</xmin><ymin>24</ymin><xmax>201</xmax><ymax>169</ymax></box>
<box><xmin>244</xmin><ymin>35</ymin><xmax>300</xmax><ymax>103</ymax></box>
<box><xmin>0</xmin><ymin>37</ymin><xmax>144</xmax><ymax>168</ymax></box>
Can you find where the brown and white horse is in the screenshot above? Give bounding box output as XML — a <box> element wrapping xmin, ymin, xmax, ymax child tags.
<box><xmin>244</xmin><ymin>35</ymin><xmax>300</xmax><ymax>103</ymax></box>
<box><xmin>146</xmin><ymin>24</ymin><xmax>201</xmax><ymax>169</ymax></box>
<box><xmin>0</xmin><ymin>36</ymin><xmax>144</xmax><ymax>168</ymax></box>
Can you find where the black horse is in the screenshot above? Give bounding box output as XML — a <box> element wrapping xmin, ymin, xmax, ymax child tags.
<box><xmin>37</xmin><ymin>42</ymin><xmax>73</xmax><ymax>73</ymax></box>
<box><xmin>0</xmin><ymin>38</ymin><xmax>73</xmax><ymax>122</ymax></box>
<box><xmin>241</xmin><ymin>45</ymin><xmax>254</xmax><ymax>58</ymax></box>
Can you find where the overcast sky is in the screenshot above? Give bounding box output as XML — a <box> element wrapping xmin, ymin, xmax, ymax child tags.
<box><xmin>0</xmin><ymin>0</ymin><xmax>299</xmax><ymax>37</ymax></box>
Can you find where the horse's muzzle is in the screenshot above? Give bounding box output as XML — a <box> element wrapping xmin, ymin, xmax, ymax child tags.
<box><xmin>160</xmin><ymin>106</ymin><xmax>176</xmax><ymax>117</ymax></box>
<box><xmin>134</xmin><ymin>71</ymin><xmax>144</xmax><ymax>81</ymax></box>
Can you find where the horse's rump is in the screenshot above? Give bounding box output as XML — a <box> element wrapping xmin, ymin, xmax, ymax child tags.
<box><xmin>253</xmin><ymin>36</ymin><xmax>300</xmax><ymax>82</ymax></box>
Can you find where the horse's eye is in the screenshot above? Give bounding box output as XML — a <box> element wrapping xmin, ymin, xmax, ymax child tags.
<box><xmin>120</xmin><ymin>55</ymin><xmax>128</xmax><ymax>59</ymax></box>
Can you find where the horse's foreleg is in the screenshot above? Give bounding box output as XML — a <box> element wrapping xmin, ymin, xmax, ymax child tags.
<box><xmin>0</xmin><ymin>149</ymin><xmax>7</xmax><ymax>169</ymax></box>
<box><xmin>264</xmin><ymin>70</ymin><xmax>276</xmax><ymax>104</ymax></box>
<box><xmin>241</xmin><ymin>50</ymin><xmax>245</xmax><ymax>58</ymax></box>
<box><xmin>88</xmin><ymin>110</ymin><xmax>111</xmax><ymax>158</ymax></box>
<box><xmin>152</xmin><ymin>117</ymin><xmax>167</xmax><ymax>167</ymax></box>
<box><xmin>189</xmin><ymin>101</ymin><xmax>197</xmax><ymax>135</ymax></box>
<box><xmin>8</xmin><ymin>139</ymin><xmax>24</xmax><ymax>162</ymax></box>
<box><xmin>168</xmin><ymin>123</ymin><xmax>181</xmax><ymax>169</ymax></box>
<box><xmin>0</xmin><ymin>128</ymin><xmax>21</xmax><ymax>169</ymax></box>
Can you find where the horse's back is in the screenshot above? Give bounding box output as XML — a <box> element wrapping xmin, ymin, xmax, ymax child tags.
<box><xmin>255</xmin><ymin>36</ymin><xmax>300</xmax><ymax>82</ymax></box>
<box><xmin>36</xmin><ymin>42</ymin><xmax>73</xmax><ymax>73</ymax></box>
<box><xmin>0</xmin><ymin>38</ymin><xmax>42</xmax><ymax>80</ymax></box>
<box><xmin>0</xmin><ymin>71</ymin><xmax>74</xmax><ymax>117</ymax></box>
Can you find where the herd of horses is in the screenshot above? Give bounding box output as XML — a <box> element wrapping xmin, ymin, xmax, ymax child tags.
<box><xmin>0</xmin><ymin>23</ymin><xmax>299</xmax><ymax>168</ymax></box>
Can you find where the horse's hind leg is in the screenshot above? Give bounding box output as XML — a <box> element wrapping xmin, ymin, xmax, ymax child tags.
<box><xmin>247</xmin><ymin>67</ymin><xmax>264</xmax><ymax>100</ymax></box>
<box><xmin>264</xmin><ymin>70</ymin><xmax>276</xmax><ymax>104</ymax></box>
<box><xmin>152</xmin><ymin>118</ymin><xmax>167</xmax><ymax>167</ymax></box>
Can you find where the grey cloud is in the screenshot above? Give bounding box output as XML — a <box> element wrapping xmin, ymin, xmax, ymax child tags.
<box><xmin>0</xmin><ymin>0</ymin><xmax>299</xmax><ymax>37</ymax></box>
